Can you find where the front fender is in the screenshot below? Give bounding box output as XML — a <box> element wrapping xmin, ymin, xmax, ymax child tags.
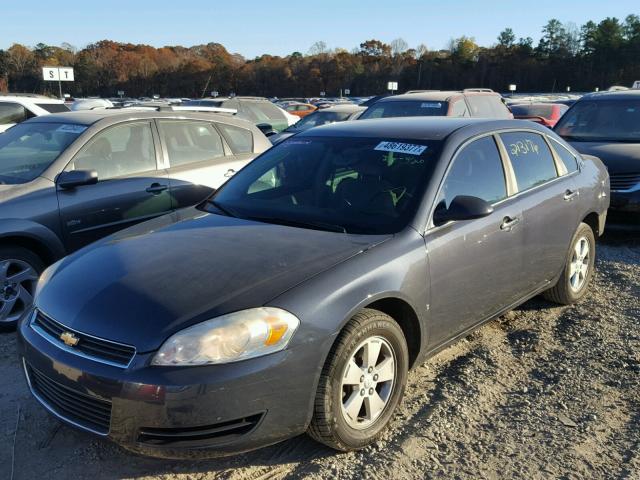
<box><xmin>0</xmin><ymin>218</ymin><xmax>66</xmax><ymax>262</ymax></box>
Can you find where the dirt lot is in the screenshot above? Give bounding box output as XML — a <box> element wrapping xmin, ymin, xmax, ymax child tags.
<box><xmin>1</xmin><ymin>230</ymin><xmax>638</xmax><ymax>480</ymax></box>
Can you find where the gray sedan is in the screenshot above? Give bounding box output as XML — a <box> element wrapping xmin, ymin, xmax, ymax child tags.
<box><xmin>19</xmin><ymin>117</ymin><xmax>608</xmax><ymax>458</ymax></box>
<box><xmin>0</xmin><ymin>110</ymin><xmax>270</xmax><ymax>327</ymax></box>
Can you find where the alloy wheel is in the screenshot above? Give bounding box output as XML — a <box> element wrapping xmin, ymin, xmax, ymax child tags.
<box><xmin>340</xmin><ymin>336</ymin><xmax>396</xmax><ymax>430</ymax></box>
<box><xmin>569</xmin><ymin>236</ymin><xmax>590</xmax><ymax>292</ymax></box>
<box><xmin>0</xmin><ymin>259</ymin><xmax>38</xmax><ymax>324</ymax></box>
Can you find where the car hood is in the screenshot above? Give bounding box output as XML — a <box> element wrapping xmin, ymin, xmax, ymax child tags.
<box><xmin>567</xmin><ymin>141</ymin><xmax>640</xmax><ymax>175</ymax></box>
<box><xmin>36</xmin><ymin>207</ymin><xmax>388</xmax><ymax>352</ymax></box>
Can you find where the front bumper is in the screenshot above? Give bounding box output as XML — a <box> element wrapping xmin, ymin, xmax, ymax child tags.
<box><xmin>609</xmin><ymin>188</ymin><xmax>640</xmax><ymax>213</ymax></box>
<box><xmin>17</xmin><ymin>312</ymin><xmax>323</xmax><ymax>459</ymax></box>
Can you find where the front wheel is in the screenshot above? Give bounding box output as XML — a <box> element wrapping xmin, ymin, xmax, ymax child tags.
<box><xmin>308</xmin><ymin>309</ymin><xmax>409</xmax><ymax>451</ymax></box>
<box><xmin>0</xmin><ymin>247</ymin><xmax>43</xmax><ymax>332</ymax></box>
<box><xmin>543</xmin><ymin>222</ymin><xmax>596</xmax><ymax>305</ymax></box>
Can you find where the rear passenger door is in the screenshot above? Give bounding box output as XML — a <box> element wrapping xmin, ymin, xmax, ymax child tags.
<box><xmin>157</xmin><ymin>120</ymin><xmax>251</xmax><ymax>209</ymax></box>
<box><xmin>58</xmin><ymin>121</ymin><xmax>171</xmax><ymax>251</ymax></box>
<box><xmin>498</xmin><ymin>131</ymin><xmax>579</xmax><ymax>290</ymax></box>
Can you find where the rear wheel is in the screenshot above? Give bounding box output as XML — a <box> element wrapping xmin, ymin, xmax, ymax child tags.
<box><xmin>308</xmin><ymin>309</ymin><xmax>409</xmax><ymax>451</ymax></box>
<box><xmin>543</xmin><ymin>222</ymin><xmax>595</xmax><ymax>305</ymax></box>
<box><xmin>0</xmin><ymin>247</ymin><xmax>43</xmax><ymax>331</ymax></box>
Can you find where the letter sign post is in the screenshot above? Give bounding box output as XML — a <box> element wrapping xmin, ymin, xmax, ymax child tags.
<box><xmin>42</xmin><ymin>67</ymin><xmax>75</xmax><ymax>100</ymax></box>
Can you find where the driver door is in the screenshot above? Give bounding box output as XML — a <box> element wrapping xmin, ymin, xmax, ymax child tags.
<box><xmin>426</xmin><ymin>135</ymin><xmax>526</xmax><ymax>346</ymax></box>
<box><xmin>57</xmin><ymin>121</ymin><xmax>172</xmax><ymax>251</ymax></box>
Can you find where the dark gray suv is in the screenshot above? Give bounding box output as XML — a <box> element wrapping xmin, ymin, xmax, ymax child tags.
<box><xmin>0</xmin><ymin>110</ymin><xmax>270</xmax><ymax>327</ymax></box>
<box><xmin>19</xmin><ymin>118</ymin><xmax>608</xmax><ymax>458</ymax></box>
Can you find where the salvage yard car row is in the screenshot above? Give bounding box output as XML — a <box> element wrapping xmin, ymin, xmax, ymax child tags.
<box><xmin>2</xmin><ymin>85</ymin><xmax>639</xmax><ymax>459</ymax></box>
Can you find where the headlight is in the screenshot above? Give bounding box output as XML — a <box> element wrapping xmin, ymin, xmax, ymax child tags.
<box><xmin>151</xmin><ymin>307</ymin><xmax>299</xmax><ymax>366</ymax></box>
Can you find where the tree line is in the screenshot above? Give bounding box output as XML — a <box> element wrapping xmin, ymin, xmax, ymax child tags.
<box><xmin>1</xmin><ymin>15</ymin><xmax>639</xmax><ymax>98</ymax></box>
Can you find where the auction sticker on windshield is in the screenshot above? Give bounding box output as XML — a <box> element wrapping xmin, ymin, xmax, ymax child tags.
<box><xmin>375</xmin><ymin>141</ymin><xmax>428</xmax><ymax>156</ymax></box>
<box><xmin>56</xmin><ymin>124</ymin><xmax>88</xmax><ymax>134</ymax></box>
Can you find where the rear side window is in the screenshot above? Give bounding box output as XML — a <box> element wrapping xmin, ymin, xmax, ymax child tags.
<box><xmin>450</xmin><ymin>100</ymin><xmax>469</xmax><ymax>117</ymax></box>
<box><xmin>0</xmin><ymin>102</ymin><xmax>29</xmax><ymax>124</ymax></box>
<box><xmin>218</xmin><ymin>123</ymin><xmax>254</xmax><ymax>153</ymax></box>
<box><xmin>158</xmin><ymin>121</ymin><xmax>225</xmax><ymax>168</ymax></box>
<box><xmin>500</xmin><ymin>132</ymin><xmax>558</xmax><ymax>191</ymax></box>
<box><xmin>466</xmin><ymin>95</ymin><xmax>510</xmax><ymax>118</ymax></box>
<box><xmin>550</xmin><ymin>139</ymin><xmax>579</xmax><ymax>173</ymax></box>
<box><xmin>436</xmin><ymin>135</ymin><xmax>507</xmax><ymax>209</ymax></box>
<box><xmin>35</xmin><ymin>103</ymin><xmax>70</xmax><ymax>113</ymax></box>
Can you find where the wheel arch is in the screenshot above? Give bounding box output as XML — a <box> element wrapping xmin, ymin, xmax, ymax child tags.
<box><xmin>0</xmin><ymin>220</ymin><xmax>66</xmax><ymax>266</ymax></box>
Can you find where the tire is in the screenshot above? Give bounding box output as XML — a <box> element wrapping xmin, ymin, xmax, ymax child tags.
<box><xmin>308</xmin><ymin>308</ymin><xmax>409</xmax><ymax>451</ymax></box>
<box><xmin>543</xmin><ymin>222</ymin><xmax>596</xmax><ymax>305</ymax></box>
<box><xmin>0</xmin><ymin>246</ymin><xmax>44</xmax><ymax>332</ymax></box>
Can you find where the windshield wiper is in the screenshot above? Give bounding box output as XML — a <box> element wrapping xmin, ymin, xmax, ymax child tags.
<box><xmin>204</xmin><ymin>199</ymin><xmax>237</xmax><ymax>217</ymax></box>
<box><xmin>246</xmin><ymin>215</ymin><xmax>347</xmax><ymax>233</ymax></box>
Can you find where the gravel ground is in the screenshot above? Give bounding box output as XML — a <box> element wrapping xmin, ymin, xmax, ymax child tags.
<box><xmin>0</xmin><ymin>230</ymin><xmax>638</xmax><ymax>480</ymax></box>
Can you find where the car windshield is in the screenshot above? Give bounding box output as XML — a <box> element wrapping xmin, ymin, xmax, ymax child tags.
<box><xmin>205</xmin><ymin>136</ymin><xmax>441</xmax><ymax>234</ymax></box>
<box><xmin>555</xmin><ymin>99</ymin><xmax>640</xmax><ymax>142</ymax></box>
<box><xmin>0</xmin><ymin>122</ymin><xmax>84</xmax><ymax>184</ymax></box>
<box><xmin>285</xmin><ymin>111</ymin><xmax>353</xmax><ymax>132</ymax></box>
<box><xmin>359</xmin><ymin>100</ymin><xmax>449</xmax><ymax>119</ymax></box>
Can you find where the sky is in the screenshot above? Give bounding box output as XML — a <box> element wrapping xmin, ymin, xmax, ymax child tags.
<box><xmin>1</xmin><ymin>0</ymin><xmax>638</xmax><ymax>58</ymax></box>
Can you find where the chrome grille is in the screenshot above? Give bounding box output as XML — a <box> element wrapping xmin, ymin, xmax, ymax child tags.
<box><xmin>31</xmin><ymin>310</ymin><xmax>136</xmax><ymax>368</ymax></box>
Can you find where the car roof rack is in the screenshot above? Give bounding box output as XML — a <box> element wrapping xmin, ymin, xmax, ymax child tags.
<box><xmin>404</xmin><ymin>90</ymin><xmax>441</xmax><ymax>94</ymax></box>
<box><xmin>102</xmin><ymin>105</ymin><xmax>238</xmax><ymax>115</ymax></box>
<box><xmin>463</xmin><ymin>88</ymin><xmax>495</xmax><ymax>93</ymax></box>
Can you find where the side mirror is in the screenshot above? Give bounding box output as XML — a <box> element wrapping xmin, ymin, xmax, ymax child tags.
<box><xmin>433</xmin><ymin>195</ymin><xmax>494</xmax><ymax>226</ymax></box>
<box><xmin>256</xmin><ymin>123</ymin><xmax>277</xmax><ymax>137</ymax></box>
<box><xmin>57</xmin><ymin>170</ymin><xmax>98</xmax><ymax>189</ymax></box>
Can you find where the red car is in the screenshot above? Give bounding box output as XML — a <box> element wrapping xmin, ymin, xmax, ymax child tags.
<box><xmin>511</xmin><ymin>103</ymin><xmax>568</xmax><ymax>128</ymax></box>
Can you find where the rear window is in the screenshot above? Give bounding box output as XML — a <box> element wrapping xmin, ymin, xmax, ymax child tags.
<box><xmin>511</xmin><ymin>104</ymin><xmax>554</xmax><ymax>118</ymax></box>
<box><xmin>555</xmin><ymin>99</ymin><xmax>640</xmax><ymax>142</ymax></box>
<box><xmin>35</xmin><ymin>103</ymin><xmax>70</xmax><ymax>113</ymax></box>
<box><xmin>359</xmin><ymin>100</ymin><xmax>449</xmax><ymax>119</ymax></box>
<box><xmin>466</xmin><ymin>95</ymin><xmax>511</xmax><ymax>118</ymax></box>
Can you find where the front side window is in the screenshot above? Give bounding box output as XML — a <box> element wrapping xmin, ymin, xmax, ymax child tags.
<box><xmin>158</xmin><ymin>121</ymin><xmax>225</xmax><ymax>168</ymax></box>
<box><xmin>435</xmin><ymin>136</ymin><xmax>507</xmax><ymax>211</ymax></box>
<box><xmin>555</xmin><ymin>99</ymin><xmax>640</xmax><ymax>142</ymax></box>
<box><xmin>500</xmin><ymin>131</ymin><xmax>558</xmax><ymax>191</ymax></box>
<box><xmin>0</xmin><ymin>102</ymin><xmax>28</xmax><ymax>125</ymax></box>
<box><xmin>0</xmin><ymin>122</ymin><xmax>83</xmax><ymax>184</ymax></box>
<box><xmin>208</xmin><ymin>136</ymin><xmax>442</xmax><ymax>234</ymax></box>
<box><xmin>359</xmin><ymin>100</ymin><xmax>449</xmax><ymax>119</ymax></box>
<box><xmin>71</xmin><ymin>122</ymin><xmax>156</xmax><ymax>180</ymax></box>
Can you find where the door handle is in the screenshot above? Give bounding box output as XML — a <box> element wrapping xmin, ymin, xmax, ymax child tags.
<box><xmin>146</xmin><ymin>183</ymin><xmax>168</xmax><ymax>194</ymax></box>
<box><xmin>564</xmin><ymin>189</ymin><xmax>579</xmax><ymax>201</ymax></box>
<box><xmin>500</xmin><ymin>216</ymin><xmax>520</xmax><ymax>231</ymax></box>
<box><xmin>224</xmin><ymin>169</ymin><xmax>236</xmax><ymax>178</ymax></box>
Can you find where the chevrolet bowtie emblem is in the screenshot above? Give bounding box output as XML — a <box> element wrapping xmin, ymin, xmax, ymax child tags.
<box><xmin>60</xmin><ymin>331</ymin><xmax>80</xmax><ymax>347</ymax></box>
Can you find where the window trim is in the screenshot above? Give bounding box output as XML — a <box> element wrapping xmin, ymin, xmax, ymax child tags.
<box><xmin>65</xmin><ymin>120</ymin><xmax>162</xmax><ymax>181</ymax></box>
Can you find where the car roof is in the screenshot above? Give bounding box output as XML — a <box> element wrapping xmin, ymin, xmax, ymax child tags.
<box><xmin>24</xmin><ymin>109</ymin><xmax>256</xmax><ymax>128</ymax></box>
<box><xmin>375</xmin><ymin>91</ymin><xmax>464</xmax><ymax>103</ymax></box>
<box><xmin>318</xmin><ymin>104</ymin><xmax>366</xmax><ymax>114</ymax></box>
<box><xmin>580</xmin><ymin>90</ymin><xmax>640</xmax><ymax>101</ymax></box>
<box><xmin>0</xmin><ymin>94</ymin><xmax>64</xmax><ymax>104</ymax></box>
<box><xmin>296</xmin><ymin>117</ymin><xmax>533</xmax><ymax>141</ymax></box>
